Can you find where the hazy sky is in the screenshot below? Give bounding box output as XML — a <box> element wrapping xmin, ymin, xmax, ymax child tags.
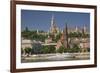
<box><xmin>21</xmin><ymin>9</ymin><xmax>90</xmax><ymax>32</ymax></box>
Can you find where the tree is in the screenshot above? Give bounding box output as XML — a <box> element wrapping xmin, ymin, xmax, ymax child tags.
<box><xmin>68</xmin><ymin>44</ymin><xmax>80</xmax><ymax>53</ymax></box>
<box><xmin>31</xmin><ymin>43</ymin><xmax>42</xmax><ymax>54</ymax></box>
<box><xmin>87</xmin><ymin>48</ymin><xmax>90</xmax><ymax>52</ymax></box>
<box><xmin>41</xmin><ymin>46</ymin><xmax>56</xmax><ymax>54</ymax></box>
<box><xmin>68</xmin><ymin>32</ymin><xmax>83</xmax><ymax>38</ymax></box>
<box><xmin>22</xmin><ymin>30</ymin><xmax>33</xmax><ymax>39</ymax></box>
<box><xmin>24</xmin><ymin>47</ymin><xmax>32</xmax><ymax>56</ymax></box>
<box><xmin>48</xmin><ymin>46</ymin><xmax>56</xmax><ymax>53</ymax></box>
<box><xmin>57</xmin><ymin>46</ymin><xmax>67</xmax><ymax>53</ymax></box>
<box><xmin>41</xmin><ymin>46</ymin><xmax>49</xmax><ymax>54</ymax></box>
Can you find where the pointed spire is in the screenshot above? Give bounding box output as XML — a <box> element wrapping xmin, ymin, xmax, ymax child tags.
<box><xmin>50</xmin><ymin>14</ymin><xmax>56</xmax><ymax>34</ymax></box>
<box><xmin>82</xmin><ymin>24</ymin><xmax>86</xmax><ymax>34</ymax></box>
<box><xmin>61</xmin><ymin>22</ymin><xmax>69</xmax><ymax>48</ymax></box>
<box><xmin>51</xmin><ymin>14</ymin><xmax>54</xmax><ymax>28</ymax></box>
<box><xmin>83</xmin><ymin>24</ymin><xmax>86</xmax><ymax>32</ymax></box>
<box><xmin>65</xmin><ymin>22</ymin><xmax>68</xmax><ymax>35</ymax></box>
<box><xmin>75</xmin><ymin>26</ymin><xmax>78</xmax><ymax>32</ymax></box>
<box><xmin>37</xmin><ymin>29</ymin><xmax>39</xmax><ymax>34</ymax></box>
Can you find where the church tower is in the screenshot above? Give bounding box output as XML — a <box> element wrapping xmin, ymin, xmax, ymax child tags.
<box><xmin>50</xmin><ymin>15</ymin><xmax>59</xmax><ymax>36</ymax></box>
<box><xmin>56</xmin><ymin>23</ymin><xmax>69</xmax><ymax>49</ymax></box>
<box><xmin>61</xmin><ymin>23</ymin><xmax>69</xmax><ymax>48</ymax></box>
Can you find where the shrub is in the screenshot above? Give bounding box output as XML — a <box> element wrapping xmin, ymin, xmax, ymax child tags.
<box><xmin>24</xmin><ymin>47</ymin><xmax>32</xmax><ymax>56</ymax></box>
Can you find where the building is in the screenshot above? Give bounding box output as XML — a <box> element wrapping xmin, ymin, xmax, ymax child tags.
<box><xmin>79</xmin><ymin>38</ymin><xmax>90</xmax><ymax>52</ymax></box>
<box><xmin>21</xmin><ymin>38</ymin><xmax>33</xmax><ymax>49</ymax></box>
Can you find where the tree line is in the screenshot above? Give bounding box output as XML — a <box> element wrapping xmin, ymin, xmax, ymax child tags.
<box><xmin>21</xmin><ymin>44</ymin><xmax>85</xmax><ymax>56</ymax></box>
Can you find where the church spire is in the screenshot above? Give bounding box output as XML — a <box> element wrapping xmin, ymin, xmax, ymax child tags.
<box><xmin>83</xmin><ymin>24</ymin><xmax>86</xmax><ymax>33</ymax></box>
<box><xmin>75</xmin><ymin>26</ymin><xmax>78</xmax><ymax>32</ymax></box>
<box><xmin>49</xmin><ymin>14</ymin><xmax>60</xmax><ymax>37</ymax></box>
<box><xmin>51</xmin><ymin>14</ymin><xmax>55</xmax><ymax>28</ymax></box>
<box><xmin>50</xmin><ymin>14</ymin><xmax>56</xmax><ymax>34</ymax></box>
<box><xmin>65</xmin><ymin>22</ymin><xmax>68</xmax><ymax>35</ymax></box>
<box><xmin>60</xmin><ymin>22</ymin><xmax>69</xmax><ymax>48</ymax></box>
<box><xmin>82</xmin><ymin>24</ymin><xmax>86</xmax><ymax>34</ymax></box>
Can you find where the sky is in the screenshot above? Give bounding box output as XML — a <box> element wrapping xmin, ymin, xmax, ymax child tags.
<box><xmin>21</xmin><ymin>9</ymin><xmax>90</xmax><ymax>32</ymax></box>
